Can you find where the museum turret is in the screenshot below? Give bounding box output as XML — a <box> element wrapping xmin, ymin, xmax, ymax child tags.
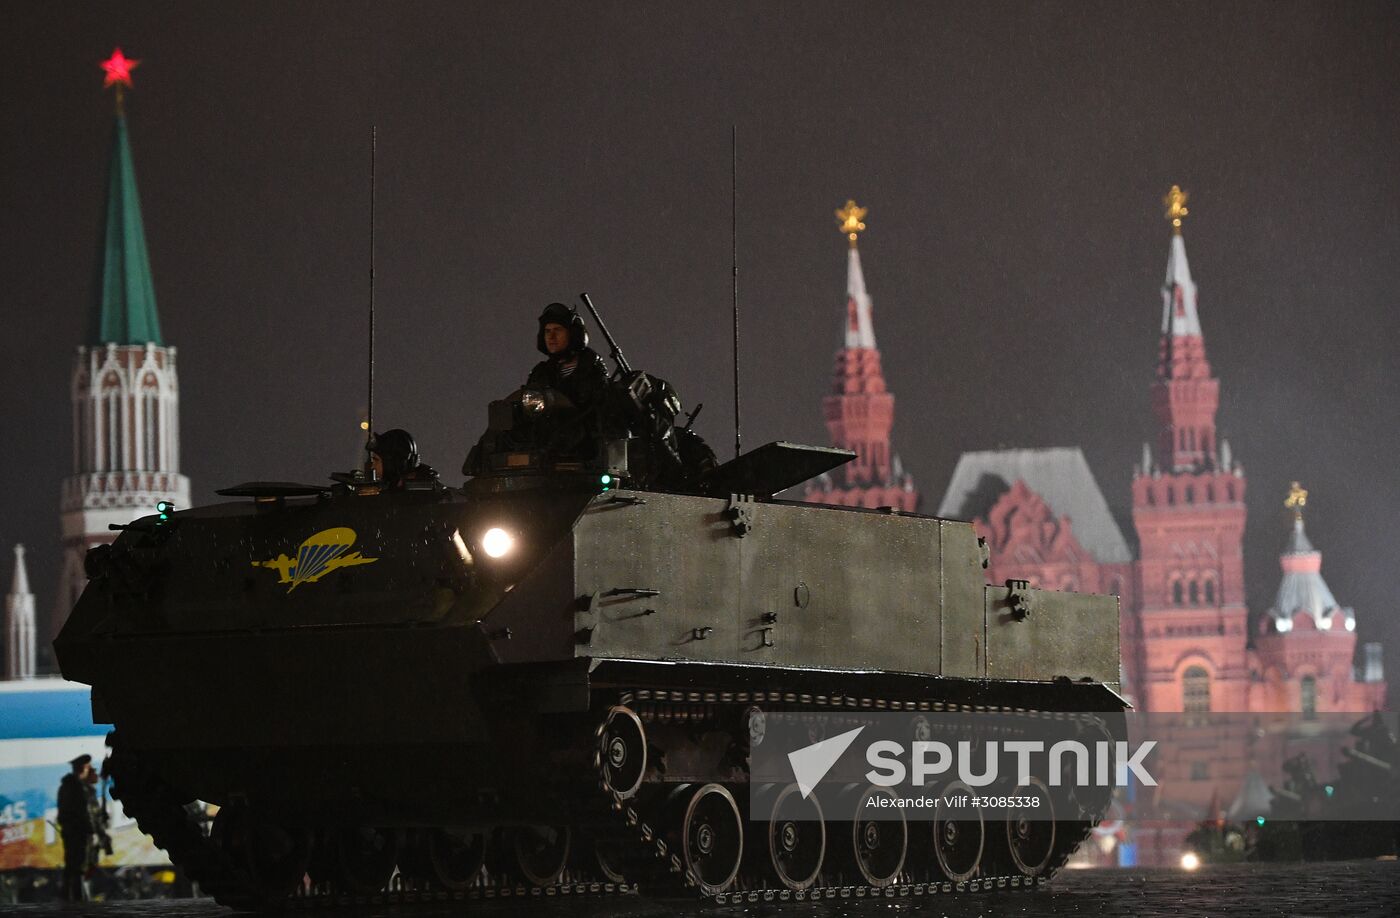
<box><xmin>1253</xmin><ymin>483</ymin><xmax>1386</xmax><ymax>713</ymax></box>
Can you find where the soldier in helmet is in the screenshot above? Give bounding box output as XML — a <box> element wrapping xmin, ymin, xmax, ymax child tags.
<box><xmin>521</xmin><ymin>302</ymin><xmax>610</xmax><ymax>421</ymax></box>
<box><xmin>464</xmin><ymin>303</ymin><xmax>614</xmax><ymax>473</ymax></box>
<box><xmin>367</xmin><ymin>428</ymin><xmax>439</xmax><ymax>489</ymax></box>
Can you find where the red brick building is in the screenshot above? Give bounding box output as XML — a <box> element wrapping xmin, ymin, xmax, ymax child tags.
<box><xmin>936</xmin><ymin>189</ymin><xmax>1385</xmax><ymax>718</ymax></box>
<box><xmin>807</xmin><ymin>191</ymin><xmax>1385</xmax><ymax>865</ymax></box>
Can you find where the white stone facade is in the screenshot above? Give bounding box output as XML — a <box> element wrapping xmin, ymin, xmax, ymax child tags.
<box><xmin>55</xmin><ymin>343</ymin><xmax>190</xmax><ymax>640</ymax></box>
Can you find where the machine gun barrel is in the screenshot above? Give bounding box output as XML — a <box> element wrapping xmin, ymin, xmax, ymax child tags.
<box><xmin>579</xmin><ymin>292</ymin><xmax>631</xmax><ymax>376</ymax></box>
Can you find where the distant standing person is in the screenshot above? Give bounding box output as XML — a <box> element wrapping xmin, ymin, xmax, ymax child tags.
<box><xmin>57</xmin><ymin>754</ymin><xmax>99</xmax><ymax>901</ymax></box>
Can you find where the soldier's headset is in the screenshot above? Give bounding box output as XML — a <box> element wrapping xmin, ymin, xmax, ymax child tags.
<box><xmin>536</xmin><ymin>303</ymin><xmax>590</xmax><ymax>356</ymax></box>
<box><xmin>368</xmin><ymin>429</ymin><xmax>419</xmax><ymax>476</ymax></box>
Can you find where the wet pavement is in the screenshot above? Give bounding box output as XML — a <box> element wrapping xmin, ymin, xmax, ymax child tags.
<box><xmin>6</xmin><ymin>860</ymin><xmax>1399</xmax><ymax>918</ymax></box>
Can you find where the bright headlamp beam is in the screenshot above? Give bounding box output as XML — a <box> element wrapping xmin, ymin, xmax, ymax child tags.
<box><xmin>482</xmin><ymin>527</ymin><xmax>514</xmax><ymax>559</ymax></box>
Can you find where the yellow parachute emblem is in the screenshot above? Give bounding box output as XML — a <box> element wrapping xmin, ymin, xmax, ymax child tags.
<box><xmin>252</xmin><ymin>527</ymin><xmax>378</xmax><ymax>592</ymax></box>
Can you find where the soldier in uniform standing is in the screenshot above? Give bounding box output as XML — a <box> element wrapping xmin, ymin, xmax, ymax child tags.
<box><xmin>57</xmin><ymin>754</ymin><xmax>102</xmax><ymax>901</ymax></box>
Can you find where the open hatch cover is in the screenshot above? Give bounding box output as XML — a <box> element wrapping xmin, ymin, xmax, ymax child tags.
<box><xmin>215</xmin><ymin>482</ymin><xmax>330</xmax><ymax>498</ymax></box>
<box><xmin>704</xmin><ymin>441</ymin><xmax>855</xmax><ymax>499</ymax></box>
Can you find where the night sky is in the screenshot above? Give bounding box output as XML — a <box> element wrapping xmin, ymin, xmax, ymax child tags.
<box><xmin>3</xmin><ymin>2</ymin><xmax>1398</xmax><ymax>693</ymax></box>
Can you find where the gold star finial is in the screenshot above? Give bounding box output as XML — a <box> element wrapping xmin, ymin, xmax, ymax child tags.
<box><xmin>1285</xmin><ymin>481</ymin><xmax>1308</xmax><ymax>520</ymax></box>
<box><xmin>1164</xmin><ymin>185</ymin><xmax>1190</xmax><ymax>235</ymax></box>
<box><xmin>835</xmin><ymin>200</ymin><xmax>868</xmax><ymax>248</ymax></box>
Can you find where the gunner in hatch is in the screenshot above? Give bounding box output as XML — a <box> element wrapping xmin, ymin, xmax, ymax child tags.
<box><xmin>521</xmin><ymin>302</ymin><xmax>610</xmax><ymax>418</ymax></box>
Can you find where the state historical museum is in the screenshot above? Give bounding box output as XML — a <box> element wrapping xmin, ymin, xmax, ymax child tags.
<box><xmin>805</xmin><ymin>191</ymin><xmax>1385</xmax><ymax>865</ymax></box>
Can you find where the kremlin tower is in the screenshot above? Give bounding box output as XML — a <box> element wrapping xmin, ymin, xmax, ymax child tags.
<box><xmin>53</xmin><ymin>50</ymin><xmax>189</xmax><ymax>644</ymax></box>
<box><xmin>1130</xmin><ymin>186</ymin><xmax>1250</xmax><ymax>714</ymax></box>
<box><xmin>805</xmin><ymin>201</ymin><xmax>919</xmax><ymax>511</ymax></box>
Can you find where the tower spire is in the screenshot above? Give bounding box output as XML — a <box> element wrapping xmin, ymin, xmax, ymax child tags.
<box><xmin>1151</xmin><ymin>185</ymin><xmax>1217</xmax><ymax>470</ymax></box>
<box><xmin>92</xmin><ymin>49</ymin><xmax>162</xmax><ymax>346</ymax></box>
<box><xmin>806</xmin><ymin>201</ymin><xmax>918</xmax><ymax>511</ymax></box>
<box><xmin>1160</xmin><ymin>189</ymin><xmax>1202</xmax><ymax>341</ymax></box>
<box><xmin>6</xmin><ymin>544</ymin><xmax>36</xmax><ymax>680</ymax></box>
<box><xmin>835</xmin><ymin>200</ymin><xmax>876</xmax><ymax>349</ymax></box>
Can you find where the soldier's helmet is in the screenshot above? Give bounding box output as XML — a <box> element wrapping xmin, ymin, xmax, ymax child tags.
<box><xmin>368</xmin><ymin>429</ymin><xmax>420</xmax><ymax>484</ymax></box>
<box><xmin>536</xmin><ymin>302</ymin><xmax>589</xmax><ymax>356</ymax></box>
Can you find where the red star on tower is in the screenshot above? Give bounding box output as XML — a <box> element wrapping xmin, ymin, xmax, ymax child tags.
<box><xmin>100</xmin><ymin>48</ymin><xmax>139</xmax><ymax>89</ymax></box>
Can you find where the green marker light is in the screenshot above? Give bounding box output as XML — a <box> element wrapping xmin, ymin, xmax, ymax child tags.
<box><xmin>1256</xmin><ymin>816</ymin><xmax>1266</xmax><ymax>826</ymax></box>
<box><xmin>600</xmin><ymin>474</ymin><xmax>612</xmax><ymax>485</ymax></box>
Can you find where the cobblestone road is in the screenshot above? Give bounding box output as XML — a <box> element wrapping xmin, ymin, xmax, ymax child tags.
<box><xmin>6</xmin><ymin>861</ymin><xmax>1399</xmax><ymax>918</ymax></box>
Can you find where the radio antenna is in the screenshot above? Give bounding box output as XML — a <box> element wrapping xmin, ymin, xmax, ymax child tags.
<box><xmin>365</xmin><ymin>125</ymin><xmax>377</xmax><ymax>478</ymax></box>
<box><xmin>731</xmin><ymin>124</ymin><xmax>741</xmax><ymax>460</ymax></box>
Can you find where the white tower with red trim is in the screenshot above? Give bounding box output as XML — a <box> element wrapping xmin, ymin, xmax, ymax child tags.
<box><xmin>55</xmin><ymin>51</ymin><xmax>190</xmax><ymax>645</ymax></box>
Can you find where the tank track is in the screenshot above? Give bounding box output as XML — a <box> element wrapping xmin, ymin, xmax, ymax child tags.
<box><xmin>104</xmin><ymin>731</ymin><xmax>266</xmax><ymax>911</ymax></box>
<box><xmin>106</xmin><ymin>684</ymin><xmax>1113</xmax><ymax>910</ymax></box>
<box><xmin>596</xmin><ymin>686</ymin><xmax>1104</xmax><ymax>905</ymax></box>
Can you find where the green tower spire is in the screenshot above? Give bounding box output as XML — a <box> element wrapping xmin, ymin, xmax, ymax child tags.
<box><xmin>90</xmin><ymin>112</ymin><xmax>163</xmax><ymax>346</ymax></box>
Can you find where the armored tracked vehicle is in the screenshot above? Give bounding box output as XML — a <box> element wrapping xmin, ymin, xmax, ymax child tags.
<box><xmin>56</xmin><ymin>298</ymin><xmax>1125</xmax><ymax>908</ymax></box>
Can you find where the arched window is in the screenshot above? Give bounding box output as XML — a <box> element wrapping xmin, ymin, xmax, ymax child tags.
<box><xmin>1188</xmin><ymin>581</ymin><xmax>1200</xmax><ymax>605</ymax></box>
<box><xmin>1172</xmin><ymin>580</ymin><xmax>1185</xmax><ymax>606</ymax></box>
<box><xmin>101</xmin><ymin>372</ymin><xmax>122</xmax><ymax>471</ymax></box>
<box><xmin>1185</xmin><ymin>484</ymin><xmax>1194</xmax><ymax>504</ymax></box>
<box><xmin>1204</xmin><ymin>580</ymin><xmax>1216</xmax><ymax>605</ymax></box>
<box><xmin>78</xmin><ymin>396</ymin><xmax>92</xmax><ymax>472</ymax></box>
<box><xmin>1107</xmin><ymin>577</ymin><xmax>1123</xmax><ymax>597</ymax></box>
<box><xmin>1301</xmin><ymin>676</ymin><xmax>1317</xmax><ymax>720</ymax></box>
<box><xmin>142</xmin><ymin>373</ymin><xmax>160</xmax><ymax>471</ymax></box>
<box><xmin>1166</xmin><ymin>485</ymin><xmax>1175</xmax><ymax>506</ymax></box>
<box><xmin>1183</xmin><ymin>666</ymin><xmax>1211</xmax><ymax>713</ymax></box>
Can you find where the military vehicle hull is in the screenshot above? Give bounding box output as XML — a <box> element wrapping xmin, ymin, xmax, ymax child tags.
<box><xmin>57</xmin><ymin>482</ymin><xmax>1125</xmax><ymax>906</ymax></box>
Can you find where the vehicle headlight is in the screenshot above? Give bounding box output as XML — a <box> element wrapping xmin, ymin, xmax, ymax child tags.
<box><xmin>482</xmin><ymin>527</ymin><xmax>515</xmax><ymax>559</ymax></box>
